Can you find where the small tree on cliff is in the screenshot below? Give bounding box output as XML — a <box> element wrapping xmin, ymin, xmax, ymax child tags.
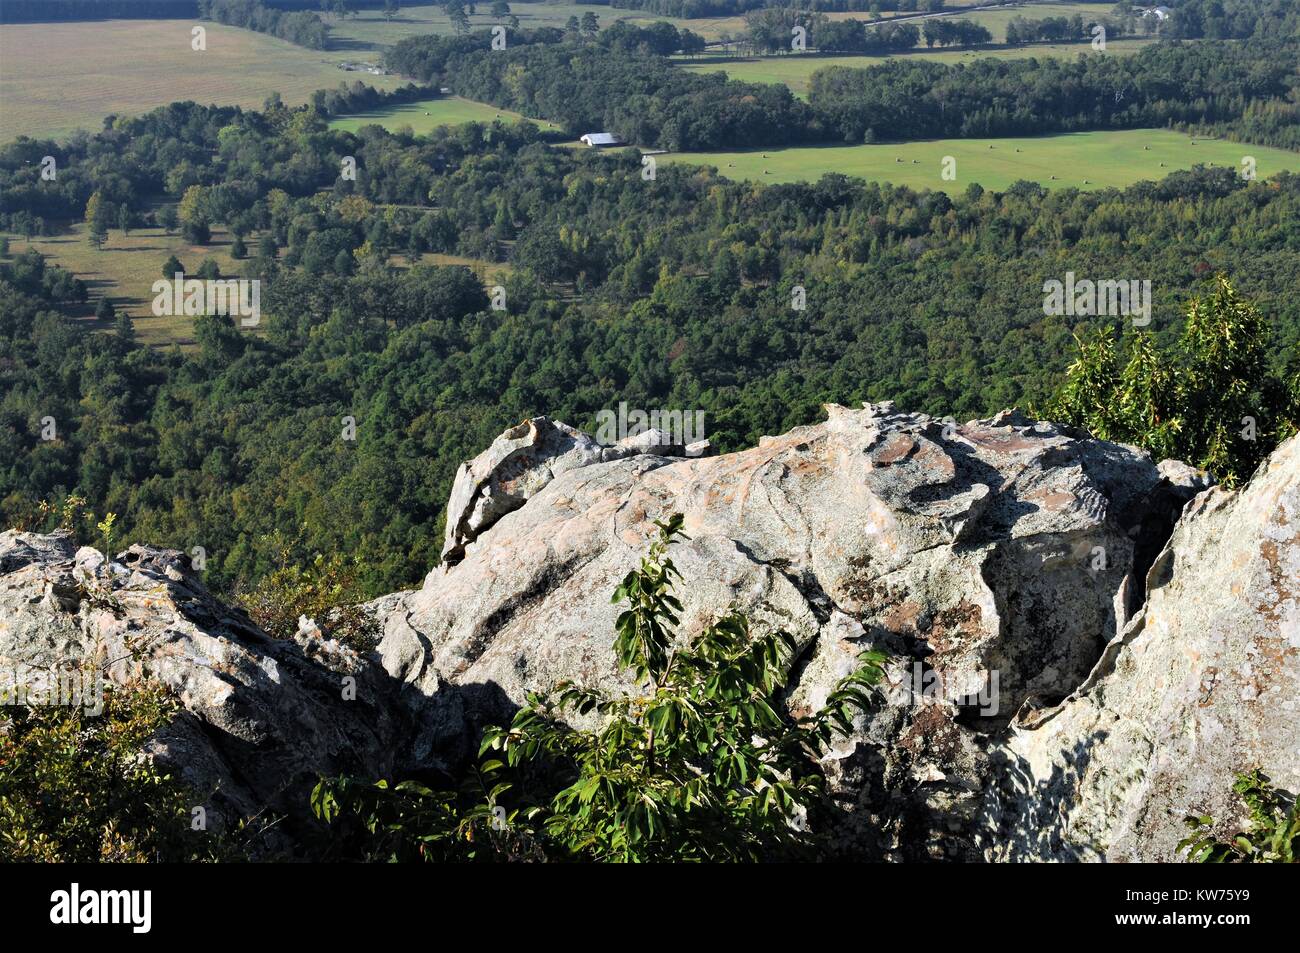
<box><xmin>313</xmin><ymin>515</ymin><xmax>887</xmax><ymax>861</ymax></box>
<box><xmin>1040</xmin><ymin>276</ymin><xmax>1300</xmax><ymax>486</ymax></box>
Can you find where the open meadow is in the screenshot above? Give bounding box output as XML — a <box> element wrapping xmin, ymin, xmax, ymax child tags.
<box><xmin>1</xmin><ymin>221</ymin><xmax>508</xmax><ymax>348</ymax></box>
<box><xmin>0</xmin><ymin>4</ymin><xmax>1160</xmax><ymax>141</ymax></box>
<box><xmin>327</xmin><ymin>96</ymin><xmax>561</xmax><ymax>134</ymax></box>
<box><xmin>660</xmin><ymin>129</ymin><xmax>1300</xmax><ymax>191</ymax></box>
<box><xmin>1</xmin><ymin>222</ymin><xmax>249</xmax><ymax>347</ymax></box>
<box><xmin>0</xmin><ymin>19</ymin><xmax>403</xmax><ymax>141</ymax></box>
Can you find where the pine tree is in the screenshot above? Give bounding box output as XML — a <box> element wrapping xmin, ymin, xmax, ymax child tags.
<box><xmin>85</xmin><ymin>192</ymin><xmax>110</xmax><ymax>250</ymax></box>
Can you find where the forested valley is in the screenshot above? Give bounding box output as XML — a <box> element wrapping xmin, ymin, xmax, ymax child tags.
<box><xmin>3</xmin><ymin>95</ymin><xmax>1299</xmax><ymax>597</ymax></box>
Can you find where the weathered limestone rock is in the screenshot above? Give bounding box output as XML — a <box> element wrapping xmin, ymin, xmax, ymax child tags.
<box><xmin>978</xmin><ymin>433</ymin><xmax>1299</xmax><ymax>862</ymax></box>
<box><xmin>0</xmin><ymin>532</ymin><xmax>404</xmax><ymax>853</ymax></box>
<box><xmin>441</xmin><ymin>417</ymin><xmax>605</xmax><ymax>565</ymax></box>
<box><xmin>440</xmin><ymin>416</ymin><xmax>707</xmax><ymax>565</ymax></box>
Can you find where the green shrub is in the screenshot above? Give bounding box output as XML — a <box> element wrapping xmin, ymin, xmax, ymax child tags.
<box><xmin>1179</xmin><ymin>769</ymin><xmax>1299</xmax><ymax>863</ymax></box>
<box><xmin>314</xmin><ymin>514</ymin><xmax>886</xmax><ymax>861</ymax></box>
<box><xmin>239</xmin><ymin>550</ymin><xmax>379</xmax><ymax>652</ymax></box>
<box><xmin>0</xmin><ymin>675</ymin><xmax>212</xmax><ymax>861</ymax></box>
<box><xmin>1039</xmin><ymin>276</ymin><xmax>1300</xmax><ymax>486</ymax></box>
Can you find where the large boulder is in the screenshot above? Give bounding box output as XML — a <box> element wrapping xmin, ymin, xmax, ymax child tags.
<box><xmin>441</xmin><ymin>416</ymin><xmax>709</xmax><ymax>565</ymax></box>
<box><xmin>978</xmin><ymin>433</ymin><xmax>1300</xmax><ymax>862</ymax></box>
<box><xmin>375</xmin><ymin>402</ymin><xmax>1200</xmax><ymax>858</ymax></box>
<box><xmin>0</xmin><ymin>532</ymin><xmax>405</xmax><ymax>854</ymax></box>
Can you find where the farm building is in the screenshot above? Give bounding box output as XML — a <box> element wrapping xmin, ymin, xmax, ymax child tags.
<box><xmin>580</xmin><ymin>133</ymin><xmax>624</xmax><ymax>148</ymax></box>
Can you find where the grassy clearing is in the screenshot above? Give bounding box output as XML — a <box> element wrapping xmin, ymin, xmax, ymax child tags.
<box><xmin>0</xmin><ymin>19</ymin><xmax>402</xmax><ymax>142</ymax></box>
<box><xmin>1</xmin><ymin>222</ymin><xmax>253</xmax><ymax>347</ymax></box>
<box><xmin>679</xmin><ymin>38</ymin><xmax>1154</xmax><ymax>95</ymax></box>
<box><xmin>952</xmin><ymin>2</ymin><xmax>1138</xmax><ymax>41</ymax></box>
<box><xmin>328</xmin><ymin>97</ymin><xmax>561</xmax><ymax>134</ymax></box>
<box><xmin>389</xmin><ymin>251</ymin><xmax>513</xmax><ymax>287</ymax></box>
<box><xmin>3</xmin><ymin>219</ymin><xmax>508</xmax><ymax>347</ymax></box>
<box><xmin>660</xmin><ymin>129</ymin><xmax>1300</xmax><ymax>192</ymax></box>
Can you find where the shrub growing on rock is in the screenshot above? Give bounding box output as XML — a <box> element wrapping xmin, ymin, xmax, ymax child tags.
<box><xmin>313</xmin><ymin>515</ymin><xmax>887</xmax><ymax>861</ymax></box>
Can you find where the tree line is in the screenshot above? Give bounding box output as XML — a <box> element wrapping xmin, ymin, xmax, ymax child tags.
<box><xmin>198</xmin><ymin>0</ymin><xmax>330</xmax><ymax>49</ymax></box>
<box><xmin>607</xmin><ymin>0</ymin><xmax>953</xmax><ymax>16</ymax></box>
<box><xmin>808</xmin><ymin>38</ymin><xmax>1300</xmax><ymax>144</ymax></box>
<box><xmin>380</xmin><ymin>26</ymin><xmax>1300</xmax><ymax>151</ymax></box>
<box><xmin>1006</xmin><ymin>13</ymin><xmax>1136</xmax><ymax>46</ymax></box>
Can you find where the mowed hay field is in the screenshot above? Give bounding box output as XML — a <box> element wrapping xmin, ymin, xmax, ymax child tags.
<box><xmin>661</xmin><ymin>129</ymin><xmax>1300</xmax><ymax>192</ymax></box>
<box><xmin>0</xmin><ymin>19</ymin><xmax>403</xmax><ymax>142</ymax></box>
<box><xmin>1</xmin><ymin>223</ymin><xmax>250</xmax><ymax>347</ymax></box>
<box><xmin>679</xmin><ymin>39</ymin><xmax>1155</xmax><ymax>96</ymax></box>
<box><xmin>328</xmin><ymin>97</ymin><xmax>561</xmax><ymax>135</ymax></box>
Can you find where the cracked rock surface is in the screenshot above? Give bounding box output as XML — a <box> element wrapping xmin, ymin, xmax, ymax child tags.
<box><xmin>373</xmin><ymin>402</ymin><xmax>1207</xmax><ymax>858</ymax></box>
<box><xmin>977</xmin><ymin>432</ymin><xmax>1300</xmax><ymax>861</ymax></box>
<box><xmin>0</xmin><ymin>533</ymin><xmax>404</xmax><ymax>854</ymax></box>
<box><xmin>5</xmin><ymin>403</ymin><xmax>1292</xmax><ymax>861</ymax></box>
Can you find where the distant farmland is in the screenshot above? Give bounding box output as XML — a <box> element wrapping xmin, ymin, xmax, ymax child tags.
<box><xmin>325</xmin><ymin>2</ymin><xmax>673</xmax><ymax>51</ymax></box>
<box><xmin>0</xmin><ymin>19</ymin><xmax>402</xmax><ymax>141</ymax></box>
<box><xmin>661</xmin><ymin>130</ymin><xmax>1300</xmax><ymax>192</ymax></box>
<box><xmin>325</xmin><ymin>0</ymin><xmax>1023</xmax><ymax>52</ymax></box>
<box><xmin>1</xmin><ymin>222</ymin><xmax>510</xmax><ymax>348</ymax></box>
<box><xmin>679</xmin><ymin>39</ymin><xmax>1155</xmax><ymax>96</ymax></box>
<box><xmin>0</xmin><ymin>221</ymin><xmax>248</xmax><ymax>347</ymax></box>
<box><xmin>328</xmin><ymin>97</ymin><xmax>562</xmax><ymax>135</ymax></box>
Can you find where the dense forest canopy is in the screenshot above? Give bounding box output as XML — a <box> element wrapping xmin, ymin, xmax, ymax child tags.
<box><xmin>3</xmin><ymin>90</ymin><xmax>1299</xmax><ymax>596</ymax></box>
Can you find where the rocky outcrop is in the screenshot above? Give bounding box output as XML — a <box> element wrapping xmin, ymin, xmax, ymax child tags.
<box><xmin>441</xmin><ymin>416</ymin><xmax>709</xmax><ymax>565</ymax></box>
<box><xmin>978</xmin><ymin>432</ymin><xmax>1299</xmax><ymax>862</ymax></box>
<box><xmin>5</xmin><ymin>403</ymin><xmax>1293</xmax><ymax>862</ymax></box>
<box><xmin>373</xmin><ymin>402</ymin><xmax>1207</xmax><ymax>858</ymax></box>
<box><xmin>0</xmin><ymin>533</ymin><xmax>404</xmax><ymax>854</ymax></box>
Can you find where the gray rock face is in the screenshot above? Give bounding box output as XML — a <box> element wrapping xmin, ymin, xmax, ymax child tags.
<box><xmin>0</xmin><ymin>532</ymin><xmax>404</xmax><ymax>854</ymax></box>
<box><xmin>6</xmin><ymin>403</ymin><xmax>1291</xmax><ymax>862</ymax></box>
<box><xmin>440</xmin><ymin>416</ymin><xmax>708</xmax><ymax>565</ymax></box>
<box><xmin>978</xmin><ymin>433</ymin><xmax>1300</xmax><ymax>862</ymax></box>
<box><xmin>374</xmin><ymin>402</ymin><xmax>1206</xmax><ymax>858</ymax></box>
<box><xmin>441</xmin><ymin>417</ymin><xmax>606</xmax><ymax>565</ymax></box>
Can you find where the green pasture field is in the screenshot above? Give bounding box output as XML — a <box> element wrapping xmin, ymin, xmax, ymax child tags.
<box><xmin>679</xmin><ymin>37</ymin><xmax>1154</xmax><ymax>95</ymax></box>
<box><xmin>660</xmin><ymin>129</ymin><xmax>1300</xmax><ymax>192</ymax></box>
<box><xmin>1</xmin><ymin>222</ymin><xmax>247</xmax><ymax>347</ymax></box>
<box><xmin>328</xmin><ymin>97</ymin><xmax>561</xmax><ymax>134</ymax></box>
